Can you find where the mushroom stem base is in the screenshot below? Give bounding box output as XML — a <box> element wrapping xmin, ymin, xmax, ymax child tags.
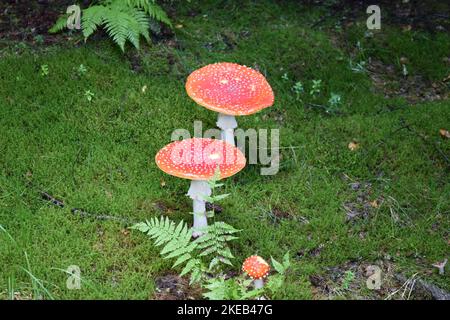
<box><xmin>187</xmin><ymin>180</ymin><xmax>212</xmax><ymax>238</ymax></box>
<box><xmin>254</xmin><ymin>279</ymin><xmax>264</xmax><ymax>289</ymax></box>
<box><xmin>217</xmin><ymin>113</ymin><xmax>238</xmax><ymax>146</ymax></box>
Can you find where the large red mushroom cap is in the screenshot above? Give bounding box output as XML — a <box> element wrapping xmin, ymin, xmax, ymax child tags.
<box><xmin>242</xmin><ymin>255</ymin><xmax>271</xmax><ymax>280</ymax></box>
<box><xmin>186</xmin><ymin>62</ymin><xmax>274</xmax><ymax>116</ymax></box>
<box><xmin>155</xmin><ymin>138</ymin><xmax>246</xmax><ymax>180</ymax></box>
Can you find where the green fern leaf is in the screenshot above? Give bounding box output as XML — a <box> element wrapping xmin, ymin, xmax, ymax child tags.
<box><xmin>172</xmin><ymin>253</ymin><xmax>192</xmax><ymax>268</ymax></box>
<box><xmin>130</xmin><ymin>222</ymin><xmax>150</xmax><ymax>233</ymax></box>
<box><xmin>49</xmin><ymin>14</ymin><xmax>69</xmax><ymax>33</ymax></box>
<box><xmin>218</xmin><ymin>248</ymin><xmax>234</xmax><ymax>259</ymax></box>
<box><xmin>50</xmin><ymin>0</ymin><xmax>169</xmax><ymax>52</ymax></box>
<box><xmin>180</xmin><ymin>258</ymin><xmax>198</xmax><ymax>277</ymax></box>
<box><xmin>218</xmin><ymin>257</ymin><xmax>233</xmax><ymax>266</ymax></box>
<box><xmin>81</xmin><ymin>5</ymin><xmax>105</xmax><ymax>40</ymax></box>
<box><xmin>173</xmin><ymin>221</ymin><xmax>184</xmax><ymax>238</ymax></box>
<box><xmin>164</xmin><ymin>242</ymin><xmax>196</xmax><ymax>259</ymax></box>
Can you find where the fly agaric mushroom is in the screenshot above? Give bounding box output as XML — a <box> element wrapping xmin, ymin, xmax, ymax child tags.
<box><xmin>242</xmin><ymin>255</ymin><xmax>270</xmax><ymax>289</ymax></box>
<box><xmin>155</xmin><ymin>138</ymin><xmax>246</xmax><ymax>237</ymax></box>
<box><xmin>186</xmin><ymin>62</ymin><xmax>274</xmax><ymax>146</ymax></box>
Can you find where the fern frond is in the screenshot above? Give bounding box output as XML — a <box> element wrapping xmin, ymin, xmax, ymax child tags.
<box><xmin>193</xmin><ymin>222</ymin><xmax>240</xmax><ymax>268</ymax></box>
<box><xmin>146</xmin><ymin>2</ymin><xmax>172</xmax><ymax>26</ymax></box>
<box><xmin>102</xmin><ymin>7</ymin><xmax>135</xmax><ymax>51</ymax></box>
<box><xmin>81</xmin><ymin>5</ymin><xmax>105</xmax><ymax>40</ymax></box>
<box><xmin>49</xmin><ymin>14</ymin><xmax>69</xmax><ymax>33</ymax></box>
<box><xmin>180</xmin><ymin>258</ymin><xmax>201</xmax><ymax>277</ymax></box>
<box><xmin>127</xmin><ymin>0</ymin><xmax>172</xmax><ymax>26</ymax></box>
<box><xmin>131</xmin><ymin>217</ymin><xmax>197</xmax><ymax>269</ymax></box>
<box><xmin>50</xmin><ymin>0</ymin><xmax>169</xmax><ymax>52</ymax></box>
<box><xmin>132</xmin><ymin>170</ymin><xmax>241</xmax><ymax>280</ymax></box>
<box><xmin>172</xmin><ymin>252</ymin><xmax>192</xmax><ymax>268</ymax></box>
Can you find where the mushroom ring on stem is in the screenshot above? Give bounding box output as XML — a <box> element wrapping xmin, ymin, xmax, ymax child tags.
<box><xmin>242</xmin><ymin>255</ymin><xmax>271</xmax><ymax>289</ymax></box>
<box><xmin>155</xmin><ymin>138</ymin><xmax>246</xmax><ymax>237</ymax></box>
<box><xmin>186</xmin><ymin>62</ymin><xmax>275</xmax><ymax>146</ymax></box>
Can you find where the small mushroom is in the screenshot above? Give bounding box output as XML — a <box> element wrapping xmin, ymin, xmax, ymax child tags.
<box><xmin>155</xmin><ymin>138</ymin><xmax>246</xmax><ymax>237</ymax></box>
<box><xmin>186</xmin><ymin>62</ymin><xmax>274</xmax><ymax>146</ymax></box>
<box><xmin>242</xmin><ymin>255</ymin><xmax>270</xmax><ymax>289</ymax></box>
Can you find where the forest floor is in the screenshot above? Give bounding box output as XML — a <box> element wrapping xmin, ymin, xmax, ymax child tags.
<box><xmin>0</xmin><ymin>0</ymin><xmax>449</xmax><ymax>299</ymax></box>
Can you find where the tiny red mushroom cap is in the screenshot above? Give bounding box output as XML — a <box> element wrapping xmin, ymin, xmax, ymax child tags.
<box><xmin>242</xmin><ymin>255</ymin><xmax>270</xmax><ymax>280</ymax></box>
<box><xmin>186</xmin><ymin>62</ymin><xmax>274</xmax><ymax>116</ymax></box>
<box><xmin>155</xmin><ymin>138</ymin><xmax>246</xmax><ymax>180</ymax></box>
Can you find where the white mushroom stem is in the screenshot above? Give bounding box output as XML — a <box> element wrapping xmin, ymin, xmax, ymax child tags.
<box><xmin>187</xmin><ymin>180</ymin><xmax>212</xmax><ymax>238</ymax></box>
<box><xmin>217</xmin><ymin>113</ymin><xmax>238</xmax><ymax>146</ymax></box>
<box><xmin>254</xmin><ymin>279</ymin><xmax>264</xmax><ymax>289</ymax></box>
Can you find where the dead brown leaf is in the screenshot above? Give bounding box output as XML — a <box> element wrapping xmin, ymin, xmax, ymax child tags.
<box><xmin>348</xmin><ymin>141</ymin><xmax>359</xmax><ymax>151</ymax></box>
<box><xmin>401</xmin><ymin>25</ymin><xmax>412</xmax><ymax>32</ymax></box>
<box><xmin>370</xmin><ymin>199</ymin><xmax>380</xmax><ymax>208</ymax></box>
<box><xmin>439</xmin><ymin>129</ymin><xmax>450</xmax><ymax>139</ymax></box>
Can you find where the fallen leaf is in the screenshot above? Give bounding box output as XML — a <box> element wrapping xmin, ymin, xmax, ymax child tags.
<box><xmin>370</xmin><ymin>199</ymin><xmax>379</xmax><ymax>208</ymax></box>
<box><xmin>120</xmin><ymin>229</ymin><xmax>130</xmax><ymax>236</ymax></box>
<box><xmin>175</xmin><ymin>24</ymin><xmax>183</xmax><ymax>29</ymax></box>
<box><xmin>348</xmin><ymin>141</ymin><xmax>359</xmax><ymax>151</ymax></box>
<box><xmin>160</xmin><ymin>179</ymin><xmax>166</xmax><ymax>187</ymax></box>
<box><xmin>401</xmin><ymin>25</ymin><xmax>412</xmax><ymax>32</ymax></box>
<box><xmin>439</xmin><ymin>129</ymin><xmax>450</xmax><ymax>139</ymax></box>
<box><xmin>141</xmin><ymin>85</ymin><xmax>147</xmax><ymax>93</ymax></box>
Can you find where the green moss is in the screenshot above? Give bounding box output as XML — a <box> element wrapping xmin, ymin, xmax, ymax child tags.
<box><xmin>0</xmin><ymin>0</ymin><xmax>448</xmax><ymax>299</ymax></box>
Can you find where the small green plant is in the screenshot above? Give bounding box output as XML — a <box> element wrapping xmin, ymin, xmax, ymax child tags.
<box><xmin>84</xmin><ymin>90</ymin><xmax>95</xmax><ymax>102</ymax></box>
<box><xmin>292</xmin><ymin>81</ymin><xmax>304</xmax><ymax>100</ymax></box>
<box><xmin>40</xmin><ymin>64</ymin><xmax>49</xmax><ymax>77</ymax></box>
<box><xmin>265</xmin><ymin>253</ymin><xmax>291</xmax><ymax>296</ymax></box>
<box><xmin>281</xmin><ymin>72</ymin><xmax>289</xmax><ymax>81</ymax></box>
<box><xmin>328</xmin><ymin>93</ymin><xmax>341</xmax><ymax>107</ymax></box>
<box><xmin>50</xmin><ymin>0</ymin><xmax>171</xmax><ymax>52</ymax></box>
<box><xmin>341</xmin><ymin>270</ymin><xmax>355</xmax><ymax>290</ymax></box>
<box><xmin>310</xmin><ymin>79</ymin><xmax>322</xmax><ymax>97</ymax></box>
<box><xmin>78</xmin><ymin>64</ymin><xmax>87</xmax><ymax>75</ymax></box>
<box><xmin>33</xmin><ymin>35</ymin><xmax>45</xmax><ymax>45</ymax></box>
<box><xmin>327</xmin><ymin>93</ymin><xmax>342</xmax><ymax>113</ymax></box>
<box><xmin>349</xmin><ymin>59</ymin><xmax>366</xmax><ymax>73</ymax></box>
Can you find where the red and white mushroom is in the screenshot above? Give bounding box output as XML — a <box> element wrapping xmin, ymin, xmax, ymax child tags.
<box><xmin>242</xmin><ymin>255</ymin><xmax>271</xmax><ymax>289</ymax></box>
<box><xmin>155</xmin><ymin>138</ymin><xmax>246</xmax><ymax>237</ymax></box>
<box><xmin>186</xmin><ymin>62</ymin><xmax>274</xmax><ymax>146</ymax></box>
